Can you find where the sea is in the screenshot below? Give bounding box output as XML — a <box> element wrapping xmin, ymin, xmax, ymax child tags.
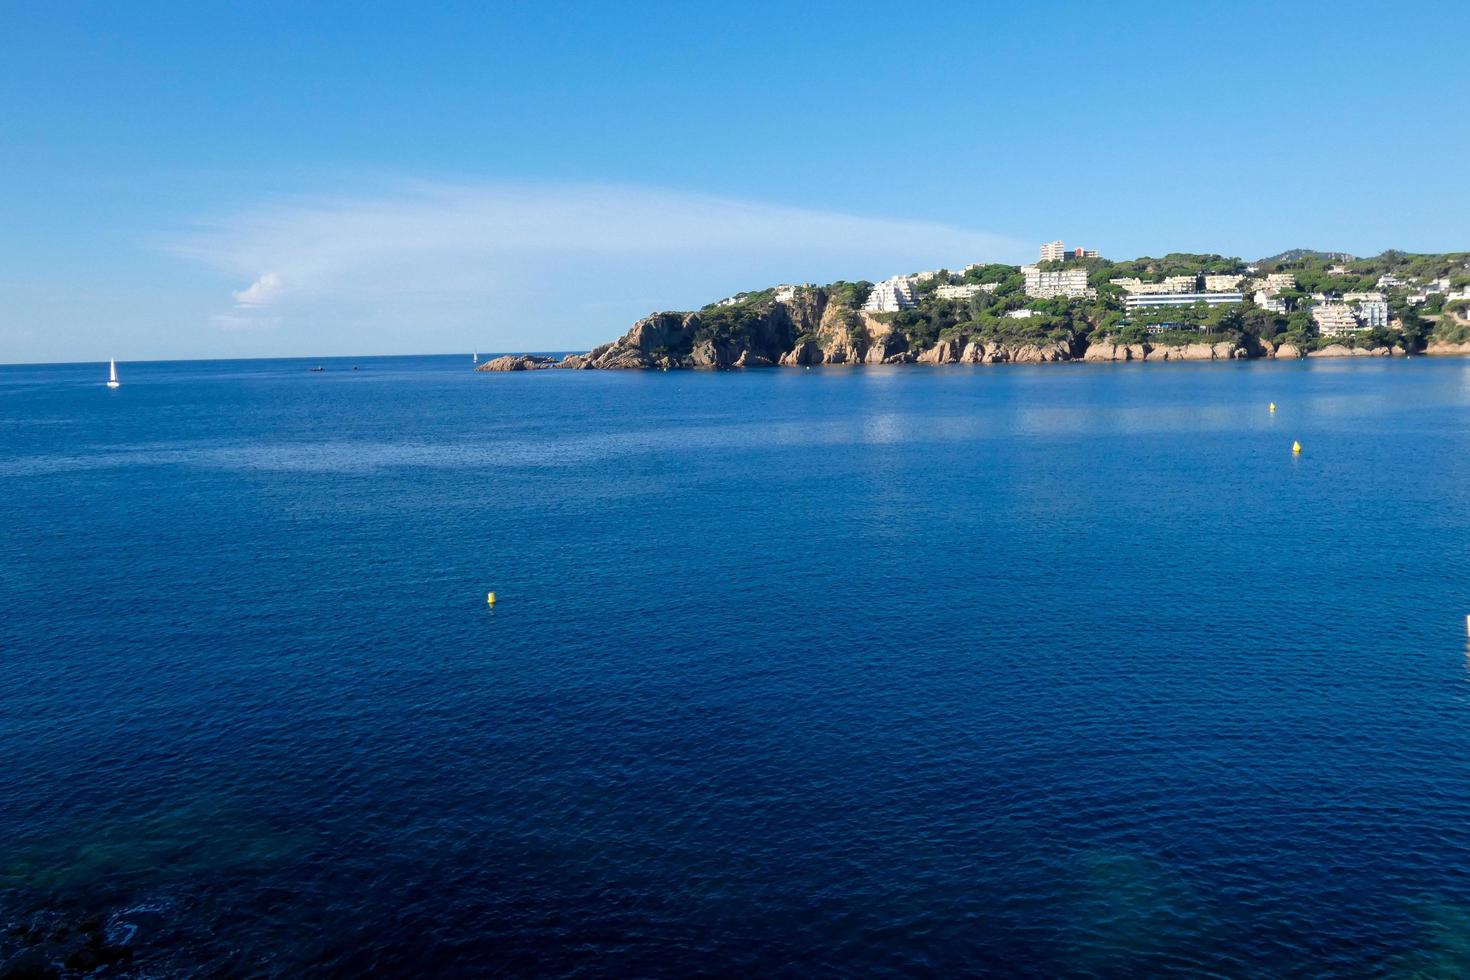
<box><xmin>4</xmin><ymin>354</ymin><xmax>1470</xmax><ymax>977</ymax></box>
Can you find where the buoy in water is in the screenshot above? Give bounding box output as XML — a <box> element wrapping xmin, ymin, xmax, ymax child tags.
<box><xmin>1269</xmin><ymin>402</ymin><xmax>1276</xmax><ymax>413</ymax></box>
<box><xmin>1291</xmin><ymin>440</ymin><xmax>1302</xmax><ymax>454</ymax></box>
<box><xmin>486</xmin><ymin>591</ymin><xmax>497</xmax><ymax>606</ymax></box>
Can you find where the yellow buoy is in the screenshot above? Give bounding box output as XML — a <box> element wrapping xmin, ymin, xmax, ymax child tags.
<box><xmin>1269</xmin><ymin>402</ymin><xmax>1276</xmax><ymax>413</ymax></box>
<box><xmin>486</xmin><ymin>591</ymin><xmax>497</xmax><ymax>606</ymax></box>
<box><xmin>1291</xmin><ymin>441</ymin><xmax>1301</xmax><ymax>454</ymax></box>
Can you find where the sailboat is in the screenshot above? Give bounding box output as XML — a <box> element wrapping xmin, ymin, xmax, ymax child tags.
<box><xmin>472</xmin><ymin>351</ymin><xmax>478</xmax><ymax>365</ymax></box>
<box><xmin>106</xmin><ymin>358</ymin><xmax>120</xmax><ymax>389</ymax></box>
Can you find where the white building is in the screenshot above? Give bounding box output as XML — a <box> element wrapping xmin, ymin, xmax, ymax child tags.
<box><xmin>1253</xmin><ymin>289</ymin><xmax>1288</xmax><ymax>314</ymax></box>
<box><xmin>1110</xmin><ymin>275</ymin><xmax>1198</xmax><ymax>295</ymax></box>
<box><xmin>1377</xmin><ymin>273</ymin><xmax>1407</xmax><ymax>289</ymax></box>
<box><xmin>1203</xmin><ymin>274</ymin><xmax>1244</xmax><ymax>292</ymax></box>
<box><xmin>773</xmin><ymin>284</ymin><xmax>798</xmax><ymax>302</ymax></box>
<box><xmin>935</xmin><ymin>283</ymin><xmax>995</xmax><ymax>301</ymax></box>
<box><xmin>1342</xmin><ymin>291</ymin><xmax>1384</xmax><ymax>303</ymax></box>
<box><xmin>1356</xmin><ymin>299</ymin><xmax>1390</xmax><ymax>328</ymax></box>
<box><xmin>863</xmin><ymin>276</ymin><xmax>920</xmax><ymax>312</ymax></box>
<box><xmin>1312</xmin><ymin>303</ymin><xmax>1362</xmax><ymax>337</ymax></box>
<box><xmin>1263</xmin><ymin>272</ymin><xmax>1298</xmax><ymax>291</ymax></box>
<box><xmin>1005</xmin><ymin>309</ymin><xmax>1038</xmax><ymax>319</ymax></box>
<box><xmin>1039</xmin><ymin>241</ymin><xmax>1067</xmax><ymax>262</ymax></box>
<box><xmin>1022</xmin><ymin>265</ymin><xmax>1095</xmax><ymax>299</ymax></box>
<box><xmin>1123</xmin><ymin>291</ymin><xmax>1244</xmax><ymax>310</ymax></box>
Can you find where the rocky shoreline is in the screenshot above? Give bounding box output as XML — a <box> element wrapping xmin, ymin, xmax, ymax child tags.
<box><xmin>478</xmin><ymin>291</ymin><xmax>1465</xmax><ymax>372</ymax></box>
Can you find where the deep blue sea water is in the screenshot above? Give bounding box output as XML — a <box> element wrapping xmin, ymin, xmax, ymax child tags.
<box><xmin>5</xmin><ymin>354</ymin><xmax>1470</xmax><ymax>976</ymax></box>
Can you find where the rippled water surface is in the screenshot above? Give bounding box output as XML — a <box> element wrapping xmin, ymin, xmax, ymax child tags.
<box><xmin>5</xmin><ymin>355</ymin><xmax>1470</xmax><ymax>976</ymax></box>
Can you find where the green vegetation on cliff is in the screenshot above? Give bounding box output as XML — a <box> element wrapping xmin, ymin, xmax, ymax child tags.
<box><xmin>555</xmin><ymin>248</ymin><xmax>1470</xmax><ymax>369</ymax></box>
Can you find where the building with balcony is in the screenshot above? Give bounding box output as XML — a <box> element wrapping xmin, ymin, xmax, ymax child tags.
<box><xmin>1109</xmin><ymin>276</ymin><xmax>1197</xmax><ymax>295</ymax></box>
<box><xmin>863</xmin><ymin>276</ymin><xmax>920</xmax><ymax>312</ymax></box>
<box><xmin>1253</xmin><ymin>289</ymin><xmax>1288</xmax><ymax>314</ymax></box>
<box><xmin>1312</xmin><ymin>303</ymin><xmax>1362</xmax><ymax>337</ymax></box>
<box><xmin>1039</xmin><ymin>241</ymin><xmax>1067</xmax><ymax>262</ymax></box>
<box><xmin>1203</xmin><ymin>274</ymin><xmax>1244</xmax><ymax>292</ymax></box>
<box><xmin>935</xmin><ymin>283</ymin><xmax>995</xmax><ymax>301</ymax></box>
<box><xmin>1022</xmin><ymin>265</ymin><xmax>1095</xmax><ymax>299</ymax></box>
<box><xmin>1123</xmin><ymin>291</ymin><xmax>1244</xmax><ymax>310</ymax></box>
<box><xmin>1356</xmin><ymin>299</ymin><xmax>1390</xmax><ymax>328</ymax></box>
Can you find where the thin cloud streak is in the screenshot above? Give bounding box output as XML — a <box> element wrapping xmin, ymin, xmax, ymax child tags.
<box><xmin>171</xmin><ymin>180</ymin><xmax>1029</xmax><ymax>350</ymax></box>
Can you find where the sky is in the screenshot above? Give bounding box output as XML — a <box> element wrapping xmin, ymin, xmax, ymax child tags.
<box><xmin>2</xmin><ymin>0</ymin><xmax>1468</xmax><ymax>363</ymax></box>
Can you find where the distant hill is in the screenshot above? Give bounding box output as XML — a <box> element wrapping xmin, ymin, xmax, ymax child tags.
<box><xmin>1258</xmin><ymin>248</ymin><xmax>1356</xmax><ymax>264</ymax></box>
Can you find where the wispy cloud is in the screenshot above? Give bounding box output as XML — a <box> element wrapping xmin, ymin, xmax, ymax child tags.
<box><xmin>172</xmin><ymin>180</ymin><xmax>1028</xmax><ymax>350</ymax></box>
<box><xmin>232</xmin><ymin>271</ymin><xmax>283</xmax><ymax>307</ymax></box>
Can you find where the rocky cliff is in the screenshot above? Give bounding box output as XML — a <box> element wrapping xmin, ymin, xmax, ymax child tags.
<box><xmin>500</xmin><ymin>289</ymin><xmax>1437</xmax><ymax>372</ymax></box>
<box><xmin>552</xmin><ymin>288</ymin><xmax>1090</xmax><ymax>370</ymax></box>
<box><xmin>558</xmin><ymin>290</ymin><xmax>909</xmax><ymax>369</ymax></box>
<box><xmin>1082</xmin><ymin>339</ymin><xmax>1252</xmax><ymax>362</ymax></box>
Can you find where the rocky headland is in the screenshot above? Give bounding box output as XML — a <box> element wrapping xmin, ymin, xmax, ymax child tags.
<box><xmin>477</xmin><ymin>249</ymin><xmax>1470</xmax><ymax>371</ymax></box>
<box><xmin>478</xmin><ymin>291</ymin><xmax>1419</xmax><ymax>372</ymax></box>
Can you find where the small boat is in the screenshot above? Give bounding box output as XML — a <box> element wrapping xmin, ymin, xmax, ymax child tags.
<box><xmin>106</xmin><ymin>358</ymin><xmax>120</xmax><ymax>389</ymax></box>
<box><xmin>310</xmin><ymin>366</ymin><xmax>325</xmax><ymax>373</ymax></box>
<box><xmin>472</xmin><ymin>351</ymin><xmax>478</xmax><ymax>365</ymax></box>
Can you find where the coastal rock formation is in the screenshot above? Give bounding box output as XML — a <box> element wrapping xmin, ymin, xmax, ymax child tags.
<box><xmin>566</xmin><ymin>298</ymin><xmax>820</xmax><ymax>370</ymax></box>
<box><xmin>475</xmin><ymin>248</ymin><xmax>1470</xmax><ymax>372</ymax></box>
<box><xmin>1307</xmin><ymin>344</ymin><xmax>1396</xmax><ymax>358</ymax></box>
<box><xmin>476</xmin><ymin>354</ymin><xmax>559</xmax><ymax>371</ymax></box>
<box><xmin>489</xmin><ymin>285</ymin><xmax>1449</xmax><ymax>372</ymax></box>
<box><xmin>566</xmin><ymin>290</ymin><xmax>928</xmax><ymax>370</ymax></box>
<box><xmin>1425</xmin><ymin>341</ymin><xmax>1470</xmax><ymax>356</ymax></box>
<box><xmin>1146</xmin><ymin>342</ymin><xmax>1246</xmax><ymax>361</ymax></box>
<box><xmin>1082</xmin><ymin>339</ymin><xmax>1244</xmax><ymax>362</ymax></box>
<box><xmin>1083</xmin><ymin>341</ymin><xmax>1147</xmax><ymax>362</ymax></box>
<box><xmin>915</xmin><ymin>337</ymin><xmax>1075</xmax><ymax>364</ymax></box>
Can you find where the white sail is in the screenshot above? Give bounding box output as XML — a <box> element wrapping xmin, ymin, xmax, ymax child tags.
<box><xmin>107</xmin><ymin>358</ymin><xmax>119</xmax><ymax>388</ymax></box>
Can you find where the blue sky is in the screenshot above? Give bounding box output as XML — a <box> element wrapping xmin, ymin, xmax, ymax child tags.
<box><xmin>2</xmin><ymin>0</ymin><xmax>1468</xmax><ymax>362</ymax></box>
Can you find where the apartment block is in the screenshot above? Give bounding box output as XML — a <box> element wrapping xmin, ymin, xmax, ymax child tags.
<box><xmin>935</xmin><ymin>283</ymin><xmax>994</xmax><ymax>301</ymax></box>
<box><xmin>863</xmin><ymin>276</ymin><xmax>920</xmax><ymax>312</ymax></box>
<box><xmin>1022</xmin><ymin>265</ymin><xmax>1096</xmax><ymax>299</ymax></box>
<box><xmin>1356</xmin><ymin>299</ymin><xmax>1390</xmax><ymax>328</ymax></box>
<box><xmin>1312</xmin><ymin>303</ymin><xmax>1362</xmax><ymax>337</ymax></box>
<box><xmin>1123</xmin><ymin>291</ymin><xmax>1244</xmax><ymax>310</ymax></box>
<box><xmin>1253</xmin><ymin>290</ymin><xmax>1288</xmax><ymax>314</ymax></box>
